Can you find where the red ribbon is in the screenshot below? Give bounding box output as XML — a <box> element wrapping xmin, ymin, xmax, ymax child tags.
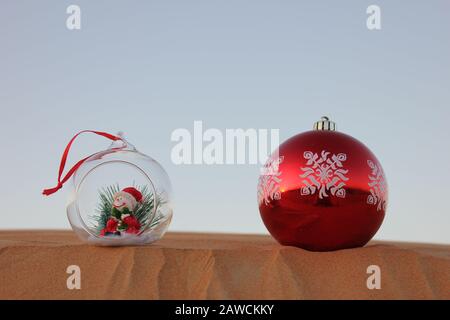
<box><xmin>42</xmin><ymin>130</ymin><xmax>122</xmax><ymax>196</ymax></box>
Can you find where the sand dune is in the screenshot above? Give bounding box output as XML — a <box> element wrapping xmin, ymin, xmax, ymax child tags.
<box><xmin>0</xmin><ymin>230</ymin><xmax>448</xmax><ymax>299</ymax></box>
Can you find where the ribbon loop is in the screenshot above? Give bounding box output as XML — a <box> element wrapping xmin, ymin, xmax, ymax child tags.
<box><xmin>42</xmin><ymin>130</ymin><xmax>122</xmax><ymax>196</ymax></box>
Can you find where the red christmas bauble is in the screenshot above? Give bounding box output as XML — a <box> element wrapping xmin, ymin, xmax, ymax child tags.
<box><xmin>257</xmin><ymin>117</ymin><xmax>388</xmax><ymax>251</ymax></box>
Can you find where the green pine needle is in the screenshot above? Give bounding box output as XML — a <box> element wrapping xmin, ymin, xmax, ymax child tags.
<box><xmin>88</xmin><ymin>183</ymin><xmax>165</xmax><ymax>235</ymax></box>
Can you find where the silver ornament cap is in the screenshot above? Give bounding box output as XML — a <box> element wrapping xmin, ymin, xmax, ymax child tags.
<box><xmin>313</xmin><ymin>116</ymin><xmax>336</xmax><ymax>131</ymax></box>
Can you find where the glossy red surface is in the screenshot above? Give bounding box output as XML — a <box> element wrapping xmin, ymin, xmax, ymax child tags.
<box><xmin>258</xmin><ymin>130</ymin><xmax>387</xmax><ymax>251</ymax></box>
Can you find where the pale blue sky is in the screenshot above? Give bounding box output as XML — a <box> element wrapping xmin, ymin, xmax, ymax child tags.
<box><xmin>0</xmin><ymin>1</ymin><xmax>449</xmax><ymax>243</ymax></box>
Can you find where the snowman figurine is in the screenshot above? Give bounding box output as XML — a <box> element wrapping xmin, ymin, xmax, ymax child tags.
<box><xmin>101</xmin><ymin>187</ymin><xmax>143</xmax><ymax>236</ymax></box>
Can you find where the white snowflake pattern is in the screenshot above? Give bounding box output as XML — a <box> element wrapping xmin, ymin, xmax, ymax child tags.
<box><xmin>300</xmin><ymin>150</ymin><xmax>349</xmax><ymax>199</ymax></box>
<box><xmin>367</xmin><ymin>160</ymin><xmax>387</xmax><ymax>211</ymax></box>
<box><xmin>258</xmin><ymin>156</ymin><xmax>284</xmax><ymax>205</ymax></box>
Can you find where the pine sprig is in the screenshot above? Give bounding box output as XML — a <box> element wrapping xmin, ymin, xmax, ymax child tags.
<box><xmin>89</xmin><ymin>183</ymin><xmax>165</xmax><ymax>235</ymax></box>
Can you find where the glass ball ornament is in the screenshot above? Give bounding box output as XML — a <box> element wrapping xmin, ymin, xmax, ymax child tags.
<box><xmin>257</xmin><ymin>117</ymin><xmax>388</xmax><ymax>251</ymax></box>
<box><xmin>44</xmin><ymin>131</ymin><xmax>173</xmax><ymax>246</ymax></box>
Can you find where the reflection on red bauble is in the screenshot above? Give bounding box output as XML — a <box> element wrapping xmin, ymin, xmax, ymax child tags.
<box><xmin>257</xmin><ymin>117</ymin><xmax>388</xmax><ymax>251</ymax></box>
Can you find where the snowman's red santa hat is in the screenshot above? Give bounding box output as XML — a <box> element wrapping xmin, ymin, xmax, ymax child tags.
<box><xmin>121</xmin><ymin>187</ymin><xmax>143</xmax><ymax>203</ymax></box>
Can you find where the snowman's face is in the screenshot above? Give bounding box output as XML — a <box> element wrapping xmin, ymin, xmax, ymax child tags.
<box><xmin>113</xmin><ymin>191</ymin><xmax>137</xmax><ymax>212</ymax></box>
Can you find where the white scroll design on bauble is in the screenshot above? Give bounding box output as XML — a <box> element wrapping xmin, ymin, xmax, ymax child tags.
<box><xmin>367</xmin><ymin>160</ymin><xmax>387</xmax><ymax>211</ymax></box>
<box><xmin>258</xmin><ymin>156</ymin><xmax>284</xmax><ymax>205</ymax></box>
<box><xmin>300</xmin><ymin>150</ymin><xmax>349</xmax><ymax>199</ymax></box>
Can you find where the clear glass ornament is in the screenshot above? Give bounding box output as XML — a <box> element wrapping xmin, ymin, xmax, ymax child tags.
<box><xmin>65</xmin><ymin>133</ymin><xmax>173</xmax><ymax>246</ymax></box>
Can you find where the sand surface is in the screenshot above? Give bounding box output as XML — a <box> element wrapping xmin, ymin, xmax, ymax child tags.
<box><xmin>0</xmin><ymin>230</ymin><xmax>449</xmax><ymax>299</ymax></box>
